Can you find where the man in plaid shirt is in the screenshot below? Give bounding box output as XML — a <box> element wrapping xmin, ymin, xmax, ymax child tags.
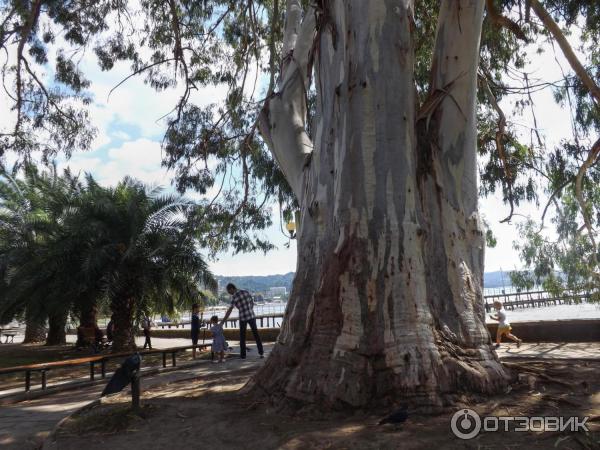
<box><xmin>221</xmin><ymin>283</ymin><xmax>264</xmax><ymax>359</ymax></box>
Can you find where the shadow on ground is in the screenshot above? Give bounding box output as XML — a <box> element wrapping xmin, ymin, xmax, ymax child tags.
<box><xmin>44</xmin><ymin>359</ymin><xmax>600</xmax><ymax>450</ymax></box>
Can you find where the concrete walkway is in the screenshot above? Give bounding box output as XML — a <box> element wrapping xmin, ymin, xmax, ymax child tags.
<box><xmin>495</xmin><ymin>342</ymin><xmax>600</xmax><ymax>359</ymax></box>
<box><xmin>0</xmin><ymin>346</ymin><xmax>272</xmax><ymax>450</ymax></box>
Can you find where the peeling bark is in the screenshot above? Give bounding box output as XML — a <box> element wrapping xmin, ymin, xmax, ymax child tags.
<box><xmin>253</xmin><ymin>0</ymin><xmax>507</xmax><ymax>410</ymax></box>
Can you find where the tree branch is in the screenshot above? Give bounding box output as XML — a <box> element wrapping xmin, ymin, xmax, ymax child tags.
<box><xmin>14</xmin><ymin>0</ymin><xmax>43</xmax><ymax>136</ymax></box>
<box><xmin>537</xmin><ymin>176</ymin><xmax>574</xmax><ymax>232</ymax></box>
<box><xmin>485</xmin><ymin>0</ymin><xmax>529</xmax><ymax>43</ymax></box>
<box><xmin>480</xmin><ymin>75</ymin><xmax>517</xmax><ymax>223</ymax></box>
<box><xmin>574</xmin><ymin>138</ymin><xmax>600</xmax><ymax>277</ymax></box>
<box><xmin>529</xmin><ymin>0</ymin><xmax>600</xmax><ymax>105</ymax></box>
<box><xmin>267</xmin><ymin>0</ymin><xmax>279</xmax><ymax>95</ymax></box>
<box><xmin>258</xmin><ymin>4</ymin><xmax>316</xmax><ymax>202</ymax></box>
<box><xmin>21</xmin><ymin>57</ymin><xmax>80</xmax><ymax>131</ymax></box>
<box><xmin>428</xmin><ymin>0</ymin><xmax>485</xmax><ymax>214</ymax></box>
<box><xmin>107</xmin><ymin>58</ymin><xmax>177</xmax><ymax>101</ymax></box>
<box><xmin>281</xmin><ymin>0</ymin><xmax>303</xmax><ymax>63</ymax></box>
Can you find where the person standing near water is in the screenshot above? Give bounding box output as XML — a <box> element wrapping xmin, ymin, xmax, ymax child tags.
<box><xmin>191</xmin><ymin>303</ymin><xmax>202</xmax><ymax>358</ymax></box>
<box><xmin>141</xmin><ymin>314</ymin><xmax>153</xmax><ymax>349</ymax></box>
<box><xmin>221</xmin><ymin>283</ymin><xmax>264</xmax><ymax>359</ymax></box>
<box><xmin>489</xmin><ymin>301</ymin><xmax>522</xmax><ymax>349</ymax></box>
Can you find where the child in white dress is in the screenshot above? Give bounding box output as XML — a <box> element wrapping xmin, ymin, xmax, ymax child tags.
<box><xmin>210</xmin><ymin>315</ymin><xmax>226</xmax><ymax>363</ymax></box>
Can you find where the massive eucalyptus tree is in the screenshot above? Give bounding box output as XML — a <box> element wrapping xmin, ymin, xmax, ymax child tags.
<box><xmin>1</xmin><ymin>0</ymin><xmax>599</xmax><ymax>408</ymax></box>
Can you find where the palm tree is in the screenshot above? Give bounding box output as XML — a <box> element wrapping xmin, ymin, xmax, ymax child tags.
<box><xmin>1</xmin><ymin>166</ymin><xmax>214</xmax><ymax>351</ymax></box>
<box><xmin>69</xmin><ymin>177</ymin><xmax>216</xmax><ymax>351</ymax></box>
<box><xmin>0</xmin><ymin>163</ymin><xmax>84</xmax><ymax>344</ymax></box>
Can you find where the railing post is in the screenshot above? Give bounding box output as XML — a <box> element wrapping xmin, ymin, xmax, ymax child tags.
<box><xmin>41</xmin><ymin>370</ymin><xmax>47</xmax><ymax>390</ymax></box>
<box><xmin>172</xmin><ymin>351</ymin><xmax>176</xmax><ymax>367</ymax></box>
<box><xmin>101</xmin><ymin>359</ymin><xmax>106</xmax><ymax>379</ymax></box>
<box><xmin>162</xmin><ymin>352</ymin><xmax>167</xmax><ymax>368</ymax></box>
<box><xmin>25</xmin><ymin>370</ymin><xmax>31</xmax><ymax>392</ymax></box>
<box><xmin>90</xmin><ymin>362</ymin><xmax>95</xmax><ymax>381</ymax></box>
<box><xmin>131</xmin><ymin>373</ymin><xmax>141</xmax><ymax>413</ymax></box>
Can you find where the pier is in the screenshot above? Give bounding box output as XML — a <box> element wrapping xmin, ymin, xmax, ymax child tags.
<box><xmin>483</xmin><ymin>289</ymin><xmax>595</xmax><ymax>312</ymax></box>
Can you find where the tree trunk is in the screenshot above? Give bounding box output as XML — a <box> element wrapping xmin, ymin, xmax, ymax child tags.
<box><xmin>110</xmin><ymin>296</ymin><xmax>137</xmax><ymax>351</ymax></box>
<box><xmin>23</xmin><ymin>308</ymin><xmax>46</xmax><ymax>344</ymax></box>
<box><xmin>79</xmin><ymin>301</ymin><xmax>98</xmax><ymax>328</ymax></box>
<box><xmin>75</xmin><ymin>301</ymin><xmax>99</xmax><ymax>347</ymax></box>
<box><xmin>253</xmin><ymin>0</ymin><xmax>507</xmax><ymax>411</ymax></box>
<box><xmin>46</xmin><ymin>310</ymin><xmax>67</xmax><ymax>346</ymax></box>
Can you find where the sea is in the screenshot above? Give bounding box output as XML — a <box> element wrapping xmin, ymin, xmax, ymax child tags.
<box><xmin>186</xmin><ymin>287</ymin><xmax>600</xmax><ymax>327</ymax></box>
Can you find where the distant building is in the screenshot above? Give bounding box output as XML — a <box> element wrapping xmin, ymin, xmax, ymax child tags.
<box><xmin>267</xmin><ymin>286</ymin><xmax>287</xmax><ymax>299</ymax></box>
<box><xmin>217</xmin><ymin>279</ymin><xmax>228</xmax><ymax>294</ymax></box>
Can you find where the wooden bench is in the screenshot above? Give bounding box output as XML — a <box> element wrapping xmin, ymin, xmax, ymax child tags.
<box><xmin>0</xmin><ymin>328</ymin><xmax>19</xmax><ymax>344</ymax></box>
<box><xmin>0</xmin><ymin>344</ymin><xmax>211</xmax><ymax>392</ymax></box>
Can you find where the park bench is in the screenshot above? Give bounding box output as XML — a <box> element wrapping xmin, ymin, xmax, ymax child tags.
<box><xmin>0</xmin><ymin>328</ymin><xmax>20</xmax><ymax>344</ymax></box>
<box><xmin>0</xmin><ymin>344</ymin><xmax>210</xmax><ymax>393</ymax></box>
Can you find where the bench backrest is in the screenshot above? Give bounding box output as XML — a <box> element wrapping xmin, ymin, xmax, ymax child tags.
<box><xmin>0</xmin><ymin>328</ymin><xmax>19</xmax><ymax>334</ymax></box>
<box><xmin>0</xmin><ymin>343</ymin><xmax>211</xmax><ymax>375</ymax></box>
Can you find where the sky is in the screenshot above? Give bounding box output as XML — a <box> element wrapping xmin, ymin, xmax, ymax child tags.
<box><xmin>0</xmin><ymin>15</ymin><xmax>590</xmax><ymax>277</ymax></box>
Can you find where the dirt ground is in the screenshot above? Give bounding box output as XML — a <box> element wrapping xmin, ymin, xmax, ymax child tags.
<box><xmin>48</xmin><ymin>359</ymin><xmax>600</xmax><ymax>450</ymax></box>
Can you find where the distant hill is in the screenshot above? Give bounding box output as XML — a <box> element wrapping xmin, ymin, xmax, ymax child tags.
<box><xmin>216</xmin><ymin>272</ymin><xmax>295</xmax><ymax>293</ymax></box>
<box><xmin>483</xmin><ymin>271</ymin><xmax>513</xmax><ymax>289</ymax></box>
<box><xmin>216</xmin><ymin>271</ymin><xmax>513</xmax><ymax>292</ymax></box>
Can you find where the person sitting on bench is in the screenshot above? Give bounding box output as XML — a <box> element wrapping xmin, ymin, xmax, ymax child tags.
<box><xmin>77</xmin><ymin>325</ymin><xmax>105</xmax><ymax>352</ymax></box>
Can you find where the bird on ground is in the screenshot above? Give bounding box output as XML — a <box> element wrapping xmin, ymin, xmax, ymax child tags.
<box><xmin>378</xmin><ymin>405</ymin><xmax>409</xmax><ymax>425</ymax></box>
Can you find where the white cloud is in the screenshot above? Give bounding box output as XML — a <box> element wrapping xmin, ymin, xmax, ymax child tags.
<box><xmin>60</xmin><ymin>138</ymin><xmax>171</xmax><ymax>187</ymax></box>
<box><xmin>110</xmin><ymin>129</ymin><xmax>131</xmax><ymax>141</ymax></box>
<box><xmin>210</xmin><ymin>227</ymin><xmax>298</xmax><ymax>277</ymax></box>
<box><xmin>82</xmin><ymin>59</ymin><xmax>229</xmax><ymax>146</ymax></box>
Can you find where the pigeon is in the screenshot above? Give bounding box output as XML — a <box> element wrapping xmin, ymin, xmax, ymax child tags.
<box><xmin>101</xmin><ymin>353</ymin><xmax>142</xmax><ymax>397</ymax></box>
<box><xmin>378</xmin><ymin>405</ymin><xmax>409</xmax><ymax>425</ymax></box>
